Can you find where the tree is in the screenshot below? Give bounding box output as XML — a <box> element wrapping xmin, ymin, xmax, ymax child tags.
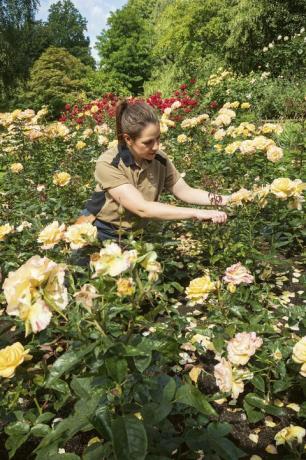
<box><xmin>47</xmin><ymin>0</ymin><xmax>95</xmax><ymax>68</ymax></box>
<box><xmin>225</xmin><ymin>0</ymin><xmax>306</xmax><ymax>73</ymax></box>
<box><xmin>26</xmin><ymin>46</ymin><xmax>91</xmax><ymax>116</ymax></box>
<box><xmin>96</xmin><ymin>0</ymin><xmax>156</xmax><ymax>95</ymax></box>
<box><xmin>0</xmin><ymin>0</ymin><xmax>40</xmax><ymax>93</ymax></box>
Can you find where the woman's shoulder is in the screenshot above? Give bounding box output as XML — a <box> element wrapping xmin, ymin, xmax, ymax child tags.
<box><xmin>96</xmin><ymin>146</ymin><xmax>119</xmax><ymax>165</ymax></box>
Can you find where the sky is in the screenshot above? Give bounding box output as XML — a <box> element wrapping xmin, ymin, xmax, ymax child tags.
<box><xmin>36</xmin><ymin>0</ymin><xmax>127</xmax><ymax>62</ymax></box>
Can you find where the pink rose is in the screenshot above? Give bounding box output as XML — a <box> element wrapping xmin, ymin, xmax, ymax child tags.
<box><xmin>223</xmin><ymin>262</ymin><xmax>254</xmax><ymax>285</ymax></box>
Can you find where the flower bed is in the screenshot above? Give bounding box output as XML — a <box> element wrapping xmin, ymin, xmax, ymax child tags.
<box><xmin>0</xmin><ymin>86</ymin><xmax>305</xmax><ymax>459</ymax></box>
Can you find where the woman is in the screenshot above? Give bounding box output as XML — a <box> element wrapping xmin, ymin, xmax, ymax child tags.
<box><xmin>78</xmin><ymin>100</ymin><xmax>229</xmax><ymax>241</ymax></box>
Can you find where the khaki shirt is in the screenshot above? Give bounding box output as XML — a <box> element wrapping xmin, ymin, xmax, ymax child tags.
<box><xmin>85</xmin><ymin>145</ymin><xmax>181</xmax><ymax>229</ymax></box>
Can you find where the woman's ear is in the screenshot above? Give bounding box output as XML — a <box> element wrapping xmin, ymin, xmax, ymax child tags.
<box><xmin>123</xmin><ymin>133</ymin><xmax>132</xmax><ymax>146</ymax></box>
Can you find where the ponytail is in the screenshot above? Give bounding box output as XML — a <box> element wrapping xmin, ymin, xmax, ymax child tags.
<box><xmin>115</xmin><ymin>99</ymin><xmax>159</xmax><ymax>147</ymax></box>
<box><xmin>116</xmin><ymin>100</ymin><xmax>129</xmax><ymax>147</ymax></box>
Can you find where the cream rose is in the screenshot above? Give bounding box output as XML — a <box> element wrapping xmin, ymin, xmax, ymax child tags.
<box><xmin>10</xmin><ymin>162</ymin><xmax>24</xmax><ymax>173</ymax></box>
<box><xmin>223</xmin><ymin>262</ymin><xmax>254</xmax><ymax>285</ymax></box>
<box><xmin>3</xmin><ymin>256</ymin><xmax>68</xmax><ymax>335</ymax></box>
<box><xmin>239</xmin><ymin>140</ymin><xmax>256</xmax><ymax>155</ymax></box>
<box><xmin>214</xmin><ymin>128</ymin><xmax>226</xmax><ymax>141</ymax></box>
<box><xmin>227</xmin><ymin>332</ymin><xmax>263</xmax><ymax>365</ymax></box>
<box><xmin>266</xmin><ymin>145</ymin><xmax>283</xmax><ymax>162</ymax></box>
<box><xmin>0</xmin><ymin>342</ymin><xmax>32</xmax><ymax>378</ymax></box>
<box><xmin>38</xmin><ymin>221</ymin><xmax>66</xmax><ymax>249</ymax></box>
<box><xmin>90</xmin><ymin>243</ymin><xmax>137</xmax><ymax>277</ymax></box>
<box><xmin>252</xmin><ymin>135</ymin><xmax>275</xmax><ymax>151</ymax></box>
<box><xmin>214</xmin><ymin>358</ymin><xmax>249</xmax><ymax>399</ymax></box>
<box><xmin>64</xmin><ymin>222</ymin><xmax>97</xmax><ymax>249</ymax></box>
<box><xmin>292</xmin><ymin>336</ymin><xmax>306</xmax><ymax>377</ymax></box>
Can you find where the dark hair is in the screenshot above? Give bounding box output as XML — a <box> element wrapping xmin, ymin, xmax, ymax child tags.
<box><xmin>116</xmin><ymin>100</ymin><xmax>159</xmax><ymax>146</ymax></box>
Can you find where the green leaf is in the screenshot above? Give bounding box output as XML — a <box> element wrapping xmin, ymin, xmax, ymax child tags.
<box><xmin>5</xmin><ymin>420</ymin><xmax>30</xmax><ymax>436</ymax></box>
<box><xmin>5</xmin><ymin>433</ymin><xmax>30</xmax><ymax>459</ymax></box>
<box><xmin>251</xmin><ymin>375</ymin><xmax>265</xmax><ymax>393</ymax></box>
<box><xmin>175</xmin><ymin>384</ymin><xmax>217</xmax><ymax>416</ymax></box>
<box><xmin>244</xmin><ymin>393</ymin><xmax>285</xmax><ymax>417</ymax></box>
<box><xmin>162</xmin><ymin>378</ymin><xmax>176</xmax><ymax>402</ymax></box>
<box><xmin>273</xmin><ymin>378</ymin><xmax>292</xmax><ymax>393</ymax></box>
<box><xmin>243</xmin><ymin>401</ymin><xmax>264</xmax><ymax>423</ymax></box>
<box><xmin>134</xmin><ymin>353</ymin><xmax>152</xmax><ymax>373</ymax></box>
<box><xmin>36</xmin><ymin>412</ymin><xmax>55</xmax><ymax>424</ymax></box>
<box><xmin>111</xmin><ymin>415</ymin><xmax>148</xmax><ymax>460</ymax></box>
<box><xmin>141</xmin><ymin>402</ymin><xmax>172</xmax><ymax>425</ymax></box>
<box><xmin>90</xmin><ymin>405</ymin><xmax>113</xmax><ymax>441</ymax></box>
<box><xmin>31</xmin><ymin>423</ymin><xmax>51</xmax><ymax>437</ymax></box>
<box><xmin>105</xmin><ymin>357</ymin><xmax>128</xmax><ymax>383</ymax></box>
<box><xmin>46</xmin><ymin>342</ymin><xmax>96</xmax><ymax>386</ymax></box>
<box><xmin>83</xmin><ymin>443</ymin><xmax>110</xmax><ymax>460</ymax></box>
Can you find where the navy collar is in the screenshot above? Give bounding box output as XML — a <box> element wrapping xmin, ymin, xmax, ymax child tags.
<box><xmin>118</xmin><ymin>144</ymin><xmax>136</xmax><ymax>167</ymax></box>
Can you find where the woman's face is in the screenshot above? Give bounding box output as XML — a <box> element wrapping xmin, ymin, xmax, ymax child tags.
<box><xmin>124</xmin><ymin>123</ymin><xmax>160</xmax><ymax>162</ymax></box>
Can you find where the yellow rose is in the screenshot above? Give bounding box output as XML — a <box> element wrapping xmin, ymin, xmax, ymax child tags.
<box><xmin>0</xmin><ymin>342</ymin><xmax>32</xmax><ymax>378</ymax></box>
<box><xmin>177</xmin><ymin>134</ymin><xmax>188</xmax><ymax>144</ymax></box>
<box><xmin>91</xmin><ymin>105</ymin><xmax>99</xmax><ymax>113</ymax></box>
<box><xmin>37</xmin><ymin>221</ymin><xmax>66</xmax><ymax>249</ymax></box>
<box><xmin>0</xmin><ymin>223</ymin><xmax>14</xmax><ymax>241</ymax></box>
<box><xmin>241</xmin><ymin>102</ymin><xmax>251</xmax><ymax>109</ymax></box>
<box><xmin>229</xmin><ymin>188</ymin><xmax>253</xmax><ymax>206</ymax></box>
<box><xmin>116</xmin><ymin>278</ymin><xmax>135</xmax><ymax>297</ymax></box>
<box><xmin>76</xmin><ymin>140</ymin><xmax>86</xmax><ymax>150</ymax></box>
<box><xmin>270</xmin><ymin>178</ymin><xmax>296</xmax><ymax>199</ymax></box>
<box><xmin>230</xmin><ymin>101</ymin><xmax>240</xmax><ymax>109</ymax></box>
<box><xmin>225</xmin><ymin>141</ymin><xmax>241</xmax><ymax>155</ymax></box>
<box><xmin>266</xmin><ymin>145</ymin><xmax>283</xmax><ymax>162</ymax></box>
<box><xmin>53</xmin><ymin>172</ymin><xmax>71</xmax><ymax>187</ymax></box>
<box><xmin>10</xmin><ymin>162</ymin><xmax>23</xmax><ymax>173</ymax></box>
<box><xmin>64</xmin><ymin>223</ymin><xmax>97</xmax><ymax>250</ymax></box>
<box><xmin>186</xmin><ymin>275</ymin><xmax>215</xmax><ymax>304</ymax></box>
<box><xmin>275</xmin><ymin>425</ymin><xmax>306</xmax><ymax>445</ymax></box>
<box><xmin>45</xmin><ymin>122</ymin><xmax>69</xmax><ymax>138</ymax></box>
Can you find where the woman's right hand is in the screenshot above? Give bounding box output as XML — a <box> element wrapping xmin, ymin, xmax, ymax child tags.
<box><xmin>193</xmin><ymin>209</ymin><xmax>227</xmax><ymax>224</ymax></box>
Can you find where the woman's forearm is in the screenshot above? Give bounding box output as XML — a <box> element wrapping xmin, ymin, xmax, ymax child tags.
<box><xmin>176</xmin><ymin>187</ymin><xmax>230</xmax><ymax>206</ymax></box>
<box><xmin>137</xmin><ymin>201</ymin><xmax>197</xmax><ymax>220</ymax></box>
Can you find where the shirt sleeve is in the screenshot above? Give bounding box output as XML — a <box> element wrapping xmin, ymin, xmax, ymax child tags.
<box><xmin>95</xmin><ymin>159</ymin><xmax>130</xmax><ymax>191</ymax></box>
<box><xmin>164</xmin><ymin>157</ymin><xmax>182</xmax><ymax>191</ymax></box>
